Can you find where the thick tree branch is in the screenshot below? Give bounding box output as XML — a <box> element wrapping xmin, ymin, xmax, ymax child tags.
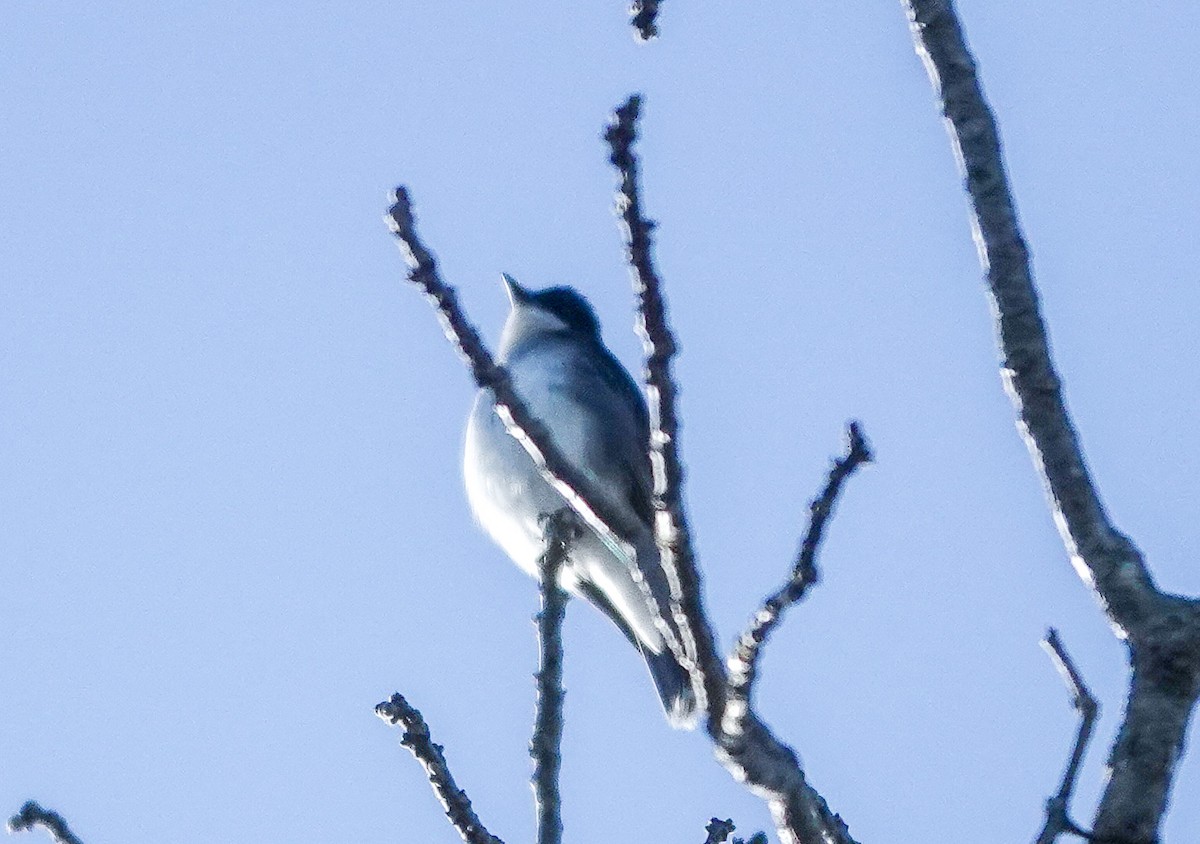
<box><xmin>629</xmin><ymin>1</ymin><xmax>661</xmax><ymax>42</ymax></box>
<box><xmin>7</xmin><ymin>803</ymin><xmax>84</xmax><ymax>844</ymax></box>
<box><xmin>376</xmin><ymin>693</ymin><xmax>505</xmax><ymax>844</ymax></box>
<box><xmin>604</xmin><ymin>96</ymin><xmax>861</xmax><ymax>844</ymax></box>
<box><xmin>1035</xmin><ymin>629</ymin><xmax>1100</xmax><ymax>844</ymax></box>
<box><xmin>727</xmin><ymin>423</ymin><xmax>872</xmax><ymax>715</ymax></box>
<box><xmin>904</xmin><ymin>2</ymin><xmax>1200</xmax><ymax>840</ymax></box>
<box><xmin>903</xmin><ymin>0</ymin><xmax>1155</xmax><ymax>633</ymax></box>
<box><xmin>531</xmin><ymin>511</ymin><xmax>573</xmax><ymax>844</ymax></box>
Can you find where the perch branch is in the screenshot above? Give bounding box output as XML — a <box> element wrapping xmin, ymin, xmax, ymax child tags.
<box><xmin>1034</xmin><ymin>629</ymin><xmax>1100</xmax><ymax>844</ymax></box>
<box><xmin>605</xmin><ymin>95</ymin><xmax>861</xmax><ymax>844</ymax></box>
<box><xmin>904</xmin><ymin>1</ymin><xmax>1200</xmax><ymax>840</ymax></box>
<box><xmin>376</xmin><ymin>693</ymin><xmax>505</xmax><ymax>844</ymax></box>
<box><xmin>7</xmin><ymin>803</ymin><xmax>85</xmax><ymax>844</ymax></box>
<box><xmin>605</xmin><ymin>93</ymin><xmax>723</xmax><ymax>722</ymax></box>
<box><xmin>531</xmin><ymin>511</ymin><xmax>573</xmax><ymax>844</ymax></box>
<box><xmin>726</xmin><ymin>423</ymin><xmax>872</xmax><ymax>716</ymax></box>
<box><xmin>629</xmin><ymin>0</ymin><xmax>662</xmax><ymax>42</ymax></box>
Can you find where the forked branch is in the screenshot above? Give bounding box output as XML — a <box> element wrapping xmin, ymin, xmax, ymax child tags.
<box><xmin>904</xmin><ymin>1</ymin><xmax>1200</xmax><ymax>839</ymax></box>
<box><xmin>386</xmin><ymin>97</ymin><xmax>868</xmax><ymax>844</ymax></box>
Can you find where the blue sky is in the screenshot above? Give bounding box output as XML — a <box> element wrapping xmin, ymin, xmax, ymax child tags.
<box><xmin>2</xmin><ymin>2</ymin><xmax>1197</xmax><ymax>842</ymax></box>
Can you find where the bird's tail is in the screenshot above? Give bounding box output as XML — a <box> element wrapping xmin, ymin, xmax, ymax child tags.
<box><xmin>643</xmin><ymin>646</ymin><xmax>701</xmax><ymax>730</ymax></box>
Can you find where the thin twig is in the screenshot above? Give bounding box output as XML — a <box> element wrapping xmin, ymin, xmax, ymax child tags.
<box><xmin>531</xmin><ymin>511</ymin><xmax>573</xmax><ymax>844</ymax></box>
<box><xmin>1034</xmin><ymin>629</ymin><xmax>1100</xmax><ymax>844</ymax></box>
<box><xmin>604</xmin><ymin>96</ymin><xmax>860</xmax><ymax>844</ymax></box>
<box><xmin>629</xmin><ymin>0</ymin><xmax>662</xmax><ymax>41</ymax></box>
<box><xmin>726</xmin><ymin>423</ymin><xmax>872</xmax><ymax>718</ymax></box>
<box><xmin>386</xmin><ymin>189</ymin><xmax>643</xmax><ymax>574</ymax></box>
<box><xmin>904</xmin><ymin>2</ymin><xmax>1200</xmax><ymax>840</ymax></box>
<box><xmin>376</xmin><ymin>693</ymin><xmax>505</xmax><ymax>844</ymax></box>
<box><xmin>7</xmin><ymin>802</ymin><xmax>85</xmax><ymax>844</ymax></box>
<box><xmin>605</xmin><ymin>94</ymin><xmax>723</xmax><ymax>724</ymax></box>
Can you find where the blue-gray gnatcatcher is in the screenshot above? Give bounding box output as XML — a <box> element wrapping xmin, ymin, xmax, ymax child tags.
<box><xmin>463</xmin><ymin>273</ymin><xmax>697</xmax><ymax>729</ymax></box>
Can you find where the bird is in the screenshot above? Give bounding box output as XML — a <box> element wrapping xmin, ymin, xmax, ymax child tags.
<box><xmin>463</xmin><ymin>273</ymin><xmax>698</xmax><ymax>729</ymax></box>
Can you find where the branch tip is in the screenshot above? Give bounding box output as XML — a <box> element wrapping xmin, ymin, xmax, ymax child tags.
<box><xmin>1041</xmin><ymin>628</ymin><xmax>1099</xmax><ymax>718</ymax></box>
<box><xmin>604</xmin><ymin>91</ymin><xmax>724</xmax><ymax>727</ymax></box>
<box><xmin>629</xmin><ymin>1</ymin><xmax>661</xmax><ymax>42</ymax></box>
<box><xmin>726</xmin><ymin>424</ymin><xmax>871</xmax><ymax>711</ymax></box>
<box><xmin>845</xmin><ymin>421</ymin><xmax>873</xmax><ymax>465</ymax></box>
<box><xmin>377</xmin><ymin>692</ymin><xmax>505</xmax><ymax>844</ymax></box>
<box><xmin>7</xmin><ymin>802</ymin><xmax>84</xmax><ymax>844</ymax></box>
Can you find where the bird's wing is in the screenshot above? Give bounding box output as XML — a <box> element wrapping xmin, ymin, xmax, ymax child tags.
<box><xmin>567</xmin><ymin>340</ymin><xmax>655</xmax><ymax>527</ymax></box>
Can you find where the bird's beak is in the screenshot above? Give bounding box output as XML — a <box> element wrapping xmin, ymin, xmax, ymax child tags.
<box><xmin>501</xmin><ymin>272</ymin><xmax>531</xmax><ymax>305</ymax></box>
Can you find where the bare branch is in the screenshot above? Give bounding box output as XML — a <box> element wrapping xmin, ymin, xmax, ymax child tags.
<box><xmin>902</xmin><ymin>0</ymin><xmax>1156</xmax><ymax>634</ymax></box>
<box><xmin>604</xmin><ymin>94</ymin><xmax>723</xmax><ymax>724</ymax></box>
<box><xmin>376</xmin><ymin>693</ymin><xmax>505</xmax><ymax>844</ymax></box>
<box><xmin>531</xmin><ymin>511</ymin><xmax>574</xmax><ymax>844</ymax></box>
<box><xmin>713</xmin><ymin>714</ymin><xmax>858</xmax><ymax>844</ymax></box>
<box><xmin>7</xmin><ymin>803</ymin><xmax>85</xmax><ymax>844</ymax></box>
<box><xmin>385</xmin><ymin>189</ymin><xmax>644</xmax><ymax>575</ymax></box>
<box><xmin>903</xmin><ymin>2</ymin><xmax>1200</xmax><ymax>839</ymax></box>
<box><xmin>604</xmin><ymin>96</ymin><xmax>860</xmax><ymax>844</ymax></box>
<box><xmin>727</xmin><ymin>423</ymin><xmax>872</xmax><ymax>714</ymax></box>
<box><xmin>1034</xmin><ymin>629</ymin><xmax>1100</xmax><ymax>844</ymax></box>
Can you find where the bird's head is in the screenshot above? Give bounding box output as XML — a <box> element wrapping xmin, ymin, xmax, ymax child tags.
<box><xmin>498</xmin><ymin>273</ymin><xmax>602</xmax><ymax>357</ymax></box>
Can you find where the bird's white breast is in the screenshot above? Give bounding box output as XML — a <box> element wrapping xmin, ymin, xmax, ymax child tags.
<box><xmin>463</xmin><ymin>348</ymin><xmax>591</xmax><ymax>588</ymax></box>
